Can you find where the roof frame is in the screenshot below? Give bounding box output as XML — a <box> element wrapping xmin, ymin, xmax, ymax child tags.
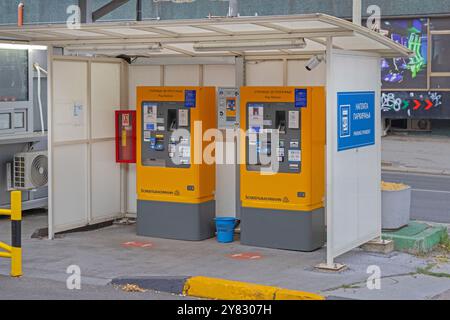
<box><xmin>0</xmin><ymin>13</ymin><xmax>412</xmax><ymax>58</ymax></box>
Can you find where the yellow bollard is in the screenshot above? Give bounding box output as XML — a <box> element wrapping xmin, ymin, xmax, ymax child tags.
<box><xmin>10</xmin><ymin>191</ymin><xmax>22</xmax><ymax>277</ymax></box>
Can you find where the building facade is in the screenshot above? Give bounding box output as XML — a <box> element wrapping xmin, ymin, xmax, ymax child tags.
<box><xmin>1</xmin><ymin>0</ymin><xmax>450</xmax><ymax>130</ymax></box>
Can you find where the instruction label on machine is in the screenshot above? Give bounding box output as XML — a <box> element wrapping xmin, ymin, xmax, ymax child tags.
<box><xmin>184</xmin><ymin>90</ymin><xmax>196</xmax><ymax>108</ymax></box>
<box><xmin>337</xmin><ymin>91</ymin><xmax>375</xmax><ymax>152</ymax></box>
<box><xmin>143</xmin><ymin>103</ymin><xmax>157</xmax><ymax>131</ymax></box>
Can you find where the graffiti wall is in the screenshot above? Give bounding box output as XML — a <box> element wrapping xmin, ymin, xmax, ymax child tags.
<box><xmin>381</xmin><ymin>91</ymin><xmax>450</xmax><ymax>119</ymax></box>
<box><xmin>380</xmin><ymin>18</ymin><xmax>428</xmax><ymax>89</ymax></box>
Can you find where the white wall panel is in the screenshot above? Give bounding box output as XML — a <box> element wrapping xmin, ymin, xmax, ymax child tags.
<box><xmin>127</xmin><ymin>164</ymin><xmax>137</xmax><ymax>214</ymax></box>
<box><xmin>245</xmin><ymin>61</ymin><xmax>284</xmax><ymax>86</ymax></box>
<box><xmin>326</xmin><ymin>50</ymin><xmax>381</xmax><ymax>262</ymax></box>
<box><xmin>50</xmin><ymin>58</ymin><xmax>124</xmax><ymax>236</ymax></box>
<box><xmin>165</xmin><ymin>65</ymin><xmax>200</xmax><ymax>86</ymax></box>
<box><xmin>128</xmin><ymin>65</ymin><xmax>161</xmax><ymax>108</ymax></box>
<box><xmin>53</xmin><ymin>144</ymin><xmax>89</xmax><ymax>232</ymax></box>
<box><xmin>91</xmin><ymin>140</ymin><xmax>121</xmax><ymax>222</ymax></box>
<box><xmin>91</xmin><ymin>62</ymin><xmax>121</xmax><ymax>139</ymax></box>
<box><xmin>203</xmin><ymin>65</ymin><xmax>236</xmax><ymax>87</ymax></box>
<box><xmin>52</xmin><ymin>60</ymin><xmax>88</xmax><ymax>143</ymax></box>
<box><xmin>287</xmin><ymin>60</ymin><xmax>326</xmax><ymax>86</ymax></box>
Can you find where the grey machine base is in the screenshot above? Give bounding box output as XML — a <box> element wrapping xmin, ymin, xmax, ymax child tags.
<box><xmin>137</xmin><ymin>200</ymin><xmax>215</xmax><ymax>241</ymax></box>
<box><xmin>240</xmin><ymin>207</ymin><xmax>325</xmax><ymax>251</ymax></box>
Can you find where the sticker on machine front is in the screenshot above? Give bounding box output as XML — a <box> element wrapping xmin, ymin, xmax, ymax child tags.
<box><xmin>248</xmin><ymin>104</ymin><xmax>264</xmax><ymax>128</ymax></box>
<box><xmin>143</xmin><ymin>103</ymin><xmax>157</xmax><ymax>131</ymax></box>
<box><xmin>295</xmin><ymin>89</ymin><xmax>307</xmax><ymax>108</ymax></box>
<box><xmin>288</xmin><ymin>150</ymin><xmax>301</xmax><ymax>162</ymax></box>
<box><xmin>288</xmin><ymin>110</ymin><xmax>299</xmax><ymax>129</ymax></box>
<box><xmin>178</xmin><ymin>109</ymin><xmax>189</xmax><ymax>127</ymax></box>
<box><xmin>184</xmin><ymin>90</ymin><xmax>196</xmax><ymax>108</ymax></box>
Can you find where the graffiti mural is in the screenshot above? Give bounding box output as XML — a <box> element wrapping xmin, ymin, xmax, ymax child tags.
<box><xmin>381</xmin><ymin>91</ymin><xmax>450</xmax><ymax>119</ymax></box>
<box><xmin>380</xmin><ymin>19</ymin><xmax>428</xmax><ymax>89</ymax></box>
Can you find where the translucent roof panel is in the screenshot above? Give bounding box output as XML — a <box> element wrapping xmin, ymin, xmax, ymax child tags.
<box><xmin>101</xmin><ymin>28</ymin><xmax>160</xmax><ymax>36</ymax></box>
<box><xmin>211</xmin><ymin>23</ymin><xmax>276</xmax><ymax>33</ymax></box>
<box><xmin>154</xmin><ymin>26</ymin><xmax>216</xmax><ymax>34</ymax></box>
<box><xmin>271</xmin><ymin>20</ymin><xmax>341</xmax><ymax>31</ymax></box>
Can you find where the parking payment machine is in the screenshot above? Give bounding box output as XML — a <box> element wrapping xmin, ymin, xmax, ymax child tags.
<box><xmin>136</xmin><ymin>86</ymin><xmax>216</xmax><ymax>240</ymax></box>
<box><xmin>240</xmin><ymin>87</ymin><xmax>326</xmax><ymax>251</ymax></box>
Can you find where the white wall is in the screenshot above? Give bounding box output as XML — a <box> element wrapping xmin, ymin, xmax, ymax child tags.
<box><xmin>50</xmin><ymin>58</ymin><xmax>123</xmax><ymax>235</ymax></box>
<box><xmin>326</xmin><ymin>50</ymin><xmax>381</xmax><ymax>262</ymax></box>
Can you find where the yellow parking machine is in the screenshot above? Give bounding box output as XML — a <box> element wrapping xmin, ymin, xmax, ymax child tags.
<box><xmin>240</xmin><ymin>87</ymin><xmax>326</xmax><ymax>251</ymax></box>
<box><xmin>136</xmin><ymin>86</ymin><xmax>216</xmax><ymax>240</ymax></box>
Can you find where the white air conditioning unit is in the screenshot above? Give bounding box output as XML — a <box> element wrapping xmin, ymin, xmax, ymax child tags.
<box><xmin>14</xmin><ymin>151</ymin><xmax>48</xmax><ymax>190</ymax></box>
<box><xmin>409</xmin><ymin>119</ymin><xmax>431</xmax><ymax>131</ymax></box>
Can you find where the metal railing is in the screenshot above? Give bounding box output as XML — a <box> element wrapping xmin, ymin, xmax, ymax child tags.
<box><xmin>0</xmin><ymin>191</ymin><xmax>22</xmax><ymax>277</ymax></box>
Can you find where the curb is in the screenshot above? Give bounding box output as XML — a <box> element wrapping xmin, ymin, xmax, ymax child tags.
<box><xmin>382</xmin><ymin>165</ymin><xmax>450</xmax><ymax>176</ymax></box>
<box><xmin>111</xmin><ymin>276</ymin><xmax>325</xmax><ymax>300</ymax></box>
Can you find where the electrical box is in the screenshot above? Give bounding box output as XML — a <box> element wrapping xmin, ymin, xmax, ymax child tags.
<box><xmin>136</xmin><ymin>86</ymin><xmax>216</xmax><ymax>240</ymax></box>
<box><xmin>217</xmin><ymin>88</ymin><xmax>240</xmax><ymax>129</ymax></box>
<box><xmin>115</xmin><ymin>110</ymin><xmax>136</xmax><ymax>163</ymax></box>
<box><xmin>216</xmin><ymin>88</ymin><xmax>240</xmax><ymax>218</ymax></box>
<box><xmin>240</xmin><ymin>87</ymin><xmax>326</xmax><ymax>251</ymax></box>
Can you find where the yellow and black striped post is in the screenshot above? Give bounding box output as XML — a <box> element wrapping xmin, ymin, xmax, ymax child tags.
<box><xmin>10</xmin><ymin>191</ymin><xmax>22</xmax><ymax>277</ymax></box>
<box><xmin>0</xmin><ymin>191</ymin><xmax>22</xmax><ymax>277</ymax></box>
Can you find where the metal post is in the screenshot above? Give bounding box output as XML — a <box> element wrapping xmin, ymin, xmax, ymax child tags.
<box><xmin>325</xmin><ymin>37</ymin><xmax>334</xmax><ymax>267</ymax></box>
<box><xmin>352</xmin><ymin>0</ymin><xmax>362</xmax><ymax>26</ymax></box>
<box><xmin>10</xmin><ymin>191</ymin><xmax>22</xmax><ymax>277</ymax></box>
<box><xmin>228</xmin><ymin>0</ymin><xmax>239</xmax><ymax>17</ymax></box>
<box><xmin>79</xmin><ymin>0</ymin><xmax>93</xmax><ymax>24</ymax></box>
<box><xmin>136</xmin><ymin>0</ymin><xmax>143</xmax><ymax>21</ymax></box>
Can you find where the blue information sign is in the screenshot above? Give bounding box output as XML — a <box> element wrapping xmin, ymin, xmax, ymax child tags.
<box><xmin>337</xmin><ymin>91</ymin><xmax>375</xmax><ymax>152</ymax></box>
<box><xmin>294</xmin><ymin>89</ymin><xmax>307</xmax><ymax>108</ymax></box>
<box><xmin>185</xmin><ymin>90</ymin><xmax>196</xmax><ymax>108</ymax></box>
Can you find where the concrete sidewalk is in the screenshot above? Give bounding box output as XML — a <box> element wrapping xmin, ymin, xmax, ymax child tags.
<box><xmin>382</xmin><ymin>134</ymin><xmax>450</xmax><ymax>175</ymax></box>
<box><xmin>1</xmin><ymin>212</ymin><xmax>449</xmax><ymax>300</ymax></box>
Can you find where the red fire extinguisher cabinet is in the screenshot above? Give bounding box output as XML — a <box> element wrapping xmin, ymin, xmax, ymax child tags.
<box><xmin>115</xmin><ymin>110</ymin><xmax>136</xmax><ymax>163</ymax></box>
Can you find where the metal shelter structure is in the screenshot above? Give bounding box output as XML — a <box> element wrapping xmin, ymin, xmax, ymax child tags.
<box><xmin>0</xmin><ymin>13</ymin><xmax>412</xmax><ymax>267</ymax></box>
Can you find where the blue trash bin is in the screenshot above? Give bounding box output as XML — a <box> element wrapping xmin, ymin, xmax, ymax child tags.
<box><xmin>215</xmin><ymin>217</ymin><xmax>236</xmax><ymax>243</ymax></box>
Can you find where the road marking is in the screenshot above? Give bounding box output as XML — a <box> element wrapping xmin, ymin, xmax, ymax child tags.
<box><xmin>412</xmin><ymin>188</ymin><xmax>450</xmax><ymax>194</ymax></box>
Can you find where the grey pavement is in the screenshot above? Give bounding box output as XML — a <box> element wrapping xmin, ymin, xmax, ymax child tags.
<box><xmin>382</xmin><ymin>172</ymin><xmax>450</xmax><ymax>224</ymax></box>
<box><xmin>1</xmin><ymin>212</ymin><xmax>449</xmax><ymax>300</ymax></box>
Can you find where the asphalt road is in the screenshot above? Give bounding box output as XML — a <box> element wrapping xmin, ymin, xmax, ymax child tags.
<box><xmin>0</xmin><ymin>275</ymin><xmax>193</xmax><ymax>300</ymax></box>
<box><xmin>382</xmin><ymin>171</ymin><xmax>450</xmax><ymax>224</ymax></box>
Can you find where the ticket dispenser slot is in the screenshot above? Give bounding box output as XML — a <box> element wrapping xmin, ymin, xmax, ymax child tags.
<box><xmin>275</xmin><ymin>110</ymin><xmax>286</xmax><ymax>134</ymax></box>
<box><xmin>167</xmin><ymin>109</ymin><xmax>178</xmax><ymax>131</ymax></box>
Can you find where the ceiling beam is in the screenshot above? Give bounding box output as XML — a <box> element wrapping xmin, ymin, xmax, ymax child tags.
<box><xmin>79</xmin><ymin>0</ymin><xmax>92</xmax><ymax>24</ymax></box>
<box><xmin>92</xmin><ymin>0</ymin><xmax>131</xmax><ymax>22</ymax></box>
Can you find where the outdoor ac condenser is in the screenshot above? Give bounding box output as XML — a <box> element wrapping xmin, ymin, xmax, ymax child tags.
<box><xmin>13</xmin><ymin>151</ymin><xmax>48</xmax><ymax>190</ymax></box>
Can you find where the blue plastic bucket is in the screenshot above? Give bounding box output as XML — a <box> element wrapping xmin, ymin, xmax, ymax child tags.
<box><xmin>215</xmin><ymin>217</ymin><xmax>236</xmax><ymax>243</ymax></box>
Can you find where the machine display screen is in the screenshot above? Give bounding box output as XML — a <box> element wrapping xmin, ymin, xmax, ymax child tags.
<box><xmin>246</xmin><ymin>102</ymin><xmax>301</xmax><ymax>173</ymax></box>
<box><xmin>141</xmin><ymin>101</ymin><xmax>191</xmax><ymax>168</ymax></box>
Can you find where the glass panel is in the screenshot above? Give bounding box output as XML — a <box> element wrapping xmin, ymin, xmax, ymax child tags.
<box><xmin>431</xmin><ymin>76</ymin><xmax>450</xmax><ymax>89</ymax></box>
<box><xmin>380</xmin><ymin>18</ymin><xmax>428</xmax><ymax>89</ymax></box>
<box><xmin>430</xmin><ymin>17</ymin><xmax>450</xmax><ymax>30</ymax></box>
<box><xmin>431</xmin><ymin>34</ymin><xmax>450</xmax><ymax>73</ymax></box>
<box><xmin>0</xmin><ymin>49</ymin><xmax>29</xmax><ymax>102</ymax></box>
<box><xmin>14</xmin><ymin>111</ymin><xmax>26</xmax><ymax>129</ymax></box>
<box><xmin>0</xmin><ymin>113</ymin><xmax>12</xmax><ymax>130</ymax></box>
